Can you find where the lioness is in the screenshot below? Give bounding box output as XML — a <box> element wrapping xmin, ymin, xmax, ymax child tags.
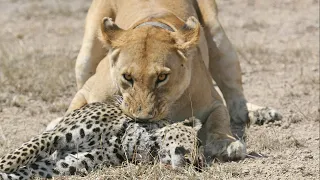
<box><xmin>53</xmin><ymin>0</ymin><xmax>280</xmax><ymax>162</ymax></box>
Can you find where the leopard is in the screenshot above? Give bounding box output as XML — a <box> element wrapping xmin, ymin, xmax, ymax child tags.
<box><xmin>0</xmin><ymin>101</ymin><xmax>203</xmax><ymax>180</ymax></box>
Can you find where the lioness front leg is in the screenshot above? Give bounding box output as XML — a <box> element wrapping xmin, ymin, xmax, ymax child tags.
<box><xmin>196</xmin><ymin>0</ymin><xmax>248</xmax><ymax>139</ymax></box>
<box><xmin>197</xmin><ymin>0</ymin><xmax>282</xmax><ymax>139</ymax></box>
<box><xmin>207</xmin><ymin>26</ymin><xmax>248</xmax><ymax>140</ymax></box>
<box><xmin>75</xmin><ymin>0</ymin><xmax>114</xmax><ymax>89</ymax></box>
<box><xmin>199</xmin><ymin>103</ymin><xmax>246</xmax><ymax>163</ymax></box>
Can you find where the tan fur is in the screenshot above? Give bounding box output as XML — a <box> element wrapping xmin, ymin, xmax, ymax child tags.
<box><xmin>68</xmin><ymin>0</ymin><xmax>248</xmax><ymax>161</ymax></box>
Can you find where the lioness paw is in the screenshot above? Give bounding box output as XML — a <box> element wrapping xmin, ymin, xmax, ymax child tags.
<box><xmin>45</xmin><ymin>117</ymin><xmax>63</xmax><ymax>131</ymax></box>
<box><xmin>226</xmin><ymin>140</ymin><xmax>246</xmax><ymax>160</ymax></box>
<box><xmin>204</xmin><ymin>139</ymin><xmax>246</xmax><ymax>163</ymax></box>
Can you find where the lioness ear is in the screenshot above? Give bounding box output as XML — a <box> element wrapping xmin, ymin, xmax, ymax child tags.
<box><xmin>100</xmin><ymin>17</ymin><xmax>124</xmax><ymax>47</ymax></box>
<box><xmin>107</xmin><ymin>48</ymin><xmax>121</xmax><ymax>67</ymax></box>
<box><xmin>174</xmin><ymin>16</ymin><xmax>201</xmax><ymax>50</ymax></box>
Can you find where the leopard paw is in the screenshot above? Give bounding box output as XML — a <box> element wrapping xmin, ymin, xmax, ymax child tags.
<box><xmin>247</xmin><ymin>103</ymin><xmax>282</xmax><ymax>125</ymax></box>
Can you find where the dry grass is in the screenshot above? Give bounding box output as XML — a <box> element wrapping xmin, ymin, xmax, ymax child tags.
<box><xmin>33</xmin><ymin>163</ymin><xmax>241</xmax><ymax>180</ymax></box>
<box><xmin>0</xmin><ymin>0</ymin><xmax>319</xmax><ymax>179</ymax></box>
<box><xmin>0</xmin><ymin>43</ymin><xmax>75</xmax><ymax>103</ymax></box>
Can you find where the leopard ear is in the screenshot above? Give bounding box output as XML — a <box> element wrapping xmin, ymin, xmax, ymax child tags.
<box><xmin>100</xmin><ymin>17</ymin><xmax>125</xmax><ymax>47</ymax></box>
<box><xmin>174</xmin><ymin>16</ymin><xmax>201</xmax><ymax>50</ymax></box>
<box><xmin>182</xmin><ymin>117</ymin><xmax>202</xmax><ymax>131</ymax></box>
<box><xmin>191</xmin><ymin>117</ymin><xmax>202</xmax><ymax>131</ymax></box>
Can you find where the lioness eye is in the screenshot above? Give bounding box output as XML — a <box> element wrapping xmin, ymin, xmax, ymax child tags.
<box><xmin>123</xmin><ymin>74</ymin><xmax>133</xmax><ymax>82</ymax></box>
<box><xmin>157</xmin><ymin>74</ymin><xmax>167</xmax><ymax>83</ymax></box>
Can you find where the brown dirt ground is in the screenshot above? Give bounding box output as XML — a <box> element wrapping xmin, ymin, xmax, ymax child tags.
<box><xmin>0</xmin><ymin>0</ymin><xmax>319</xmax><ymax>179</ymax></box>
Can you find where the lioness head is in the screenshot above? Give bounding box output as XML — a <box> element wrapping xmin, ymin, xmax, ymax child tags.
<box><xmin>100</xmin><ymin>17</ymin><xmax>200</xmax><ymax>121</ymax></box>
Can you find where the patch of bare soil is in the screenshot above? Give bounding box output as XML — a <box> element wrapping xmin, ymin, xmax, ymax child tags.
<box><xmin>0</xmin><ymin>0</ymin><xmax>319</xmax><ymax>179</ymax></box>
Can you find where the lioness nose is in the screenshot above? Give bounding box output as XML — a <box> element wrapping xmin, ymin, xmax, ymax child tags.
<box><xmin>132</xmin><ymin>113</ymin><xmax>154</xmax><ymax>120</ymax></box>
<box><xmin>133</xmin><ymin>106</ymin><xmax>154</xmax><ymax>120</ymax></box>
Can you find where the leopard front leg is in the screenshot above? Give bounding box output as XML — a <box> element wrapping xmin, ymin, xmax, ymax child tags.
<box><xmin>0</xmin><ymin>167</ymin><xmax>32</xmax><ymax>180</ymax></box>
<box><xmin>53</xmin><ymin>150</ymin><xmax>104</xmax><ymax>176</ymax></box>
<box><xmin>0</xmin><ymin>159</ymin><xmax>55</xmax><ymax>180</ymax></box>
<box><xmin>53</xmin><ymin>137</ymin><xmax>125</xmax><ymax>176</ymax></box>
<box><xmin>199</xmin><ymin>104</ymin><xmax>246</xmax><ymax>163</ymax></box>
